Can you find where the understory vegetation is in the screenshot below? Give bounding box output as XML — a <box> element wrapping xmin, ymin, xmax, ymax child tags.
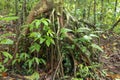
<box><xmin>0</xmin><ymin>0</ymin><xmax>120</xmax><ymax>80</ymax></box>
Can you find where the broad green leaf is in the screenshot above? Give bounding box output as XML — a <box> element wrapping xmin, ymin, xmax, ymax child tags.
<box><xmin>42</xmin><ymin>20</ymin><xmax>48</xmax><ymax>26</ymax></box>
<box><xmin>2</xmin><ymin>52</ymin><xmax>13</xmax><ymax>59</ymax></box>
<box><xmin>0</xmin><ymin>39</ymin><xmax>14</xmax><ymax>45</ymax></box>
<box><xmin>91</xmin><ymin>44</ymin><xmax>103</xmax><ymax>52</ymax></box>
<box><xmin>35</xmin><ymin>20</ymin><xmax>41</xmax><ymax>29</ymax></box>
<box><xmin>46</xmin><ymin>39</ymin><xmax>51</xmax><ymax>47</ymax></box>
<box><xmin>20</xmin><ymin>53</ymin><xmax>30</xmax><ymax>60</ymax></box>
<box><xmin>92</xmin><ymin>31</ymin><xmax>103</xmax><ymax>33</ymax></box>
<box><xmin>29</xmin><ymin>24</ymin><xmax>34</xmax><ymax>31</ymax></box>
<box><xmin>47</xmin><ymin>29</ymin><xmax>55</xmax><ymax>37</ymax></box>
<box><xmin>81</xmin><ymin>46</ymin><xmax>87</xmax><ymax>53</ymax></box>
<box><xmin>29</xmin><ymin>32</ymin><xmax>41</xmax><ymax>38</ymax></box>
<box><xmin>12</xmin><ymin>60</ymin><xmax>17</xmax><ymax>65</ymax></box>
<box><xmin>76</xmin><ymin>27</ymin><xmax>91</xmax><ymax>33</ymax></box>
<box><xmin>89</xmin><ymin>34</ymin><xmax>98</xmax><ymax>38</ymax></box>
<box><xmin>83</xmin><ymin>35</ymin><xmax>92</xmax><ymax>41</ymax></box>
<box><xmin>3</xmin><ymin>58</ymin><xmax>9</xmax><ymax>63</ymax></box>
<box><xmin>29</xmin><ymin>43</ymin><xmax>40</xmax><ymax>53</ymax></box>
<box><xmin>39</xmin><ymin>37</ymin><xmax>45</xmax><ymax>44</ymax></box>
<box><xmin>34</xmin><ymin>57</ymin><xmax>39</xmax><ymax>65</ymax></box>
<box><xmin>0</xmin><ymin>16</ymin><xmax>19</xmax><ymax>21</ymax></box>
<box><xmin>50</xmin><ymin>38</ymin><xmax>55</xmax><ymax>44</ymax></box>
<box><xmin>41</xmin><ymin>18</ymin><xmax>50</xmax><ymax>26</ymax></box>
<box><xmin>0</xmin><ymin>33</ymin><xmax>16</xmax><ymax>38</ymax></box>
<box><xmin>61</xmin><ymin>28</ymin><xmax>73</xmax><ymax>34</ymax></box>
<box><xmin>39</xmin><ymin>58</ymin><xmax>46</xmax><ymax>65</ymax></box>
<box><xmin>45</xmin><ymin>37</ymin><xmax>55</xmax><ymax>47</ymax></box>
<box><xmin>28</xmin><ymin>59</ymin><xmax>34</xmax><ymax>68</ymax></box>
<box><xmin>31</xmin><ymin>72</ymin><xmax>40</xmax><ymax>80</ymax></box>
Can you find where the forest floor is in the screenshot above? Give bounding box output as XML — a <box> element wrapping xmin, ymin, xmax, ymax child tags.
<box><xmin>99</xmin><ymin>33</ymin><xmax>120</xmax><ymax>80</ymax></box>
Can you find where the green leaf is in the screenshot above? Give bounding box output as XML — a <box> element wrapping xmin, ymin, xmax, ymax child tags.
<box><xmin>29</xmin><ymin>32</ymin><xmax>41</xmax><ymax>39</ymax></box>
<box><xmin>0</xmin><ymin>39</ymin><xmax>14</xmax><ymax>45</ymax></box>
<box><xmin>46</xmin><ymin>39</ymin><xmax>51</xmax><ymax>47</ymax></box>
<box><xmin>47</xmin><ymin>29</ymin><xmax>55</xmax><ymax>37</ymax></box>
<box><xmin>42</xmin><ymin>20</ymin><xmax>48</xmax><ymax>26</ymax></box>
<box><xmin>28</xmin><ymin>59</ymin><xmax>34</xmax><ymax>68</ymax></box>
<box><xmin>0</xmin><ymin>33</ymin><xmax>16</xmax><ymax>38</ymax></box>
<box><xmin>29</xmin><ymin>43</ymin><xmax>40</xmax><ymax>53</ymax></box>
<box><xmin>91</xmin><ymin>44</ymin><xmax>103</xmax><ymax>52</ymax></box>
<box><xmin>2</xmin><ymin>52</ymin><xmax>13</xmax><ymax>59</ymax></box>
<box><xmin>29</xmin><ymin>24</ymin><xmax>34</xmax><ymax>31</ymax></box>
<box><xmin>39</xmin><ymin>58</ymin><xmax>46</xmax><ymax>65</ymax></box>
<box><xmin>39</xmin><ymin>37</ymin><xmax>45</xmax><ymax>44</ymax></box>
<box><xmin>81</xmin><ymin>46</ymin><xmax>87</xmax><ymax>53</ymax></box>
<box><xmin>35</xmin><ymin>20</ymin><xmax>41</xmax><ymax>29</ymax></box>
<box><xmin>61</xmin><ymin>28</ymin><xmax>73</xmax><ymax>34</ymax></box>
<box><xmin>45</xmin><ymin>37</ymin><xmax>55</xmax><ymax>47</ymax></box>
<box><xmin>92</xmin><ymin>31</ymin><xmax>103</xmax><ymax>33</ymax></box>
<box><xmin>34</xmin><ymin>57</ymin><xmax>39</xmax><ymax>65</ymax></box>
<box><xmin>89</xmin><ymin>34</ymin><xmax>98</xmax><ymax>38</ymax></box>
<box><xmin>0</xmin><ymin>16</ymin><xmax>19</xmax><ymax>21</ymax></box>
<box><xmin>76</xmin><ymin>27</ymin><xmax>91</xmax><ymax>33</ymax></box>
<box><xmin>3</xmin><ymin>58</ymin><xmax>9</xmax><ymax>63</ymax></box>
<box><xmin>12</xmin><ymin>60</ymin><xmax>17</xmax><ymax>65</ymax></box>
<box><xmin>41</xmin><ymin>18</ymin><xmax>50</xmax><ymax>26</ymax></box>
<box><xmin>83</xmin><ymin>35</ymin><xmax>92</xmax><ymax>41</ymax></box>
<box><xmin>20</xmin><ymin>53</ymin><xmax>30</xmax><ymax>60</ymax></box>
<box><xmin>31</xmin><ymin>72</ymin><xmax>40</xmax><ymax>80</ymax></box>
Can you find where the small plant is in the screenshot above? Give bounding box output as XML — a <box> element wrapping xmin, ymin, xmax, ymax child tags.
<box><xmin>74</xmin><ymin>64</ymin><xmax>98</xmax><ymax>79</ymax></box>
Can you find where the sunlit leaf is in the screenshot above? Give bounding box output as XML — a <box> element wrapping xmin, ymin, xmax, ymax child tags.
<box><xmin>35</xmin><ymin>20</ymin><xmax>41</xmax><ymax>29</ymax></box>
<box><xmin>29</xmin><ymin>43</ymin><xmax>40</xmax><ymax>53</ymax></box>
<box><xmin>0</xmin><ymin>16</ymin><xmax>19</xmax><ymax>21</ymax></box>
<box><xmin>39</xmin><ymin>37</ymin><xmax>45</xmax><ymax>44</ymax></box>
<box><xmin>34</xmin><ymin>57</ymin><xmax>39</xmax><ymax>65</ymax></box>
<box><xmin>47</xmin><ymin>29</ymin><xmax>55</xmax><ymax>37</ymax></box>
<box><xmin>31</xmin><ymin>72</ymin><xmax>40</xmax><ymax>80</ymax></box>
<box><xmin>2</xmin><ymin>52</ymin><xmax>13</xmax><ymax>59</ymax></box>
<box><xmin>46</xmin><ymin>39</ymin><xmax>51</xmax><ymax>47</ymax></box>
<box><xmin>89</xmin><ymin>34</ymin><xmax>98</xmax><ymax>38</ymax></box>
<box><xmin>45</xmin><ymin>37</ymin><xmax>55</xmax><ymax>47</ymax></box>
<box><xmin>76</xmin><ymin>27</ymin><xmax>91</xmax><ymax>33</ymax></box>
<box><xmin>28</xmin><ymin>59</ymin><xmax>34</xmax><ymax>68</ymax></box>
<box><xmin>29</xmin><ymin>32</ymin><xmax>41</xmax><ymax>38</ymax></box>
<box><xmin>61</xmin><ymin>28</ymin><xmax>73</xmax><ymax>34</ymax></box>
<box><xmin>20</xmin><ymin>53</ymin><xmax>30</xmax><ymax>60</ymax></box>
<box><xmin>83</xmin><ymin>35</ymin><xmax>92</xmax><ymax>41</ymax></box>
<box><xmin>0</xmin><ymin>39</ymin><xmax>14</xmax><ymax>45</ymax></box>
<box><xmin>12</xmin><ymin>60</ymin><xmax>17</xmax><ymax>65</ymax></box>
